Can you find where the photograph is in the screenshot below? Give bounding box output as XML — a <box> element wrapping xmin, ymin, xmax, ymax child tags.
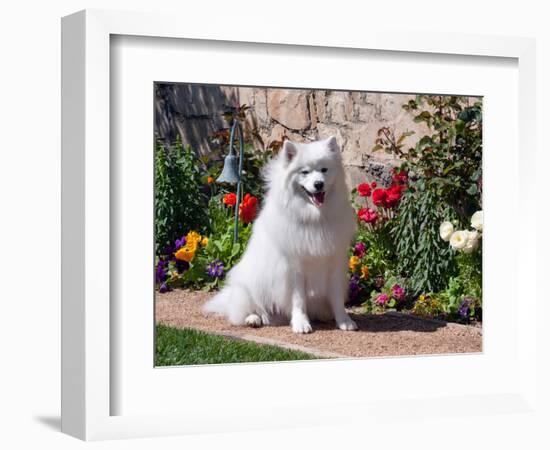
<box><xmin>153</xmin><ymin>83</ymin><xmax>483</xmax><ymax>366</ymax></box>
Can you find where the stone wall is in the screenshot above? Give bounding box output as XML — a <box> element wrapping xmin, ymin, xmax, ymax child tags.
<box><xmin>155</xmin><ymin>83</ymin><xmax>476</xmax><ymax>187</ymax></box>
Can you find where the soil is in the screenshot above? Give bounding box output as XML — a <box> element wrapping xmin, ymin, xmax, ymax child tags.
<box><xmin>155</xmin><ymin>289</ymin><xmax>482</xmax><ymax>359</ymax></box>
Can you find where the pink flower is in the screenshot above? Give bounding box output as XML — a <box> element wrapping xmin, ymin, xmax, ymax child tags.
<box><xmin>375</xmin><ymin>293</ymin><xmax>389</xmax><ymax>306</ymax></box>
<box><xmin>354</xmin><ymin>242</ymin><xmax>366</xmax><ymax>258</ymax></box>
<box><xmin>391</xmin><ymin>284</ymin><xmax>405</xmax><ymax>301</ymax></box>
<box><xmin>357</xmin><ymin>207</ymin><xmax>378</xmax><ymax>224</ymax></box>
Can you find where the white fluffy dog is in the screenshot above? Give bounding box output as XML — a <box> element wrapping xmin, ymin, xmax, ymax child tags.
<box><xmin>203</xmin><ymin>136</ymin><xmax>358</xmax><ymax>333</ymax></box>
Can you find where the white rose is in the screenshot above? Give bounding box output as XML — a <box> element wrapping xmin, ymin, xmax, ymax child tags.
<box><xmin>439</xmin><ymin>221</ymin><xmax>454</xmax><ymax>241</ymax></box>
<box><xmin>449</xmin><ymin>230</ymin><xmax>469</xmax><ymax>250</ymax></box>
<box><xmin>471</xmin><ymin>210</ymin><xmax>483</xmax><ymax>232</ymax></box>
<box><xmin>462</xmin><ymin>230</ymin><xmax>480</xmax><ymax>254</ymax></box>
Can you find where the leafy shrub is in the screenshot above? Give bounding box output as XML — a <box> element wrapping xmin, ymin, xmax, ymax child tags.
<box><xmin>433</xmin><ymin>252</ymin><xmax>482</xmax><ymax>320</ymax></box>
<box><xmin>155</xmin><ymin>138</ymin><xmax>208</xmax><ymax>254</ymax></box>
<box><xmin>155</xmin><ymin>102</ymin><xmax>268</xmax><ymax>290</ymax></box>
<box><xmin>392</xmin><ymin>179</ymin><xmax>458</xmax><ymax>295</ymax></box>
<box><xmin>376</xmin><ymin>95</ymin><xmax>482</xmax><ymax>222</ymax></box>
<box><xmin>156</xmin><ymin>195</ymin><xmax>257</xmax><ymax>292</ymax></box>
<box><xmin>432</xmin><ymin>211</ymin><xmax>483</xmax><ymax>320</ymax></box>
<box><xmin>368</xmin><ymin>95</ymin><xmax>483</xmax><ymax>320</ymax></box>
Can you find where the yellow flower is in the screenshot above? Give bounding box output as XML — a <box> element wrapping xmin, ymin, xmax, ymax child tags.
<box><xmin>169</xmin><ymin>270</ymin><xmax>179</xmax><ymax>281</ymax></box>
<box><xmin>201</xmin><ymin>236</ymin><xmax>209</xmax><ymax>247</ymax></box>
<box><xmin>186</xmin><ymin>231</ymin><xmax>202</xmax><ymax>246</ymax></box>
<box><xmin>419</xmin><ymin>294</ymin><xmax>426</xmax><ymax>302</ymax></box>
<box><xmin>174</xmin><ymin>245</ymin><xmax>196</xmax><ymax>262</ymax></box>
<box><xmin>360</xmin><ymin>265</ymin><xmax>369</xmax><ymax>279</ymax></box>
<box><xmin>349</xmin><ymin>256</ymin><xmax>360</xmax><ymax>272</ymax></box>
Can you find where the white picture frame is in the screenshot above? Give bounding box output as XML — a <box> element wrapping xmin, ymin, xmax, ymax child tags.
<box><xmin>61</xmin><ymin>9</ymin><xmax>539</xmax><ymax>441</ymax></box>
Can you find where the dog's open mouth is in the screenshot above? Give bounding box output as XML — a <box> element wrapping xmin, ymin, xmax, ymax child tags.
<box><xmin>303</xmin><ymin>187</ymin><xmax>326</xmax><ymax>207</ymax></box>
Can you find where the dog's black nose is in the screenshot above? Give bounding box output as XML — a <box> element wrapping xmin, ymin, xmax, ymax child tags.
<box><xmin>314</xmin><ymin>181</ymin><xmax>324</xmax><ymax>191</ymax></box>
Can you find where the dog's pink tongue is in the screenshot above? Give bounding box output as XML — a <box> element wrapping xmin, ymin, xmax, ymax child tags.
<box><xmin>313</xmin><ymin>192</ymin><xmax>325</xmax><ymax>206</ymax></box>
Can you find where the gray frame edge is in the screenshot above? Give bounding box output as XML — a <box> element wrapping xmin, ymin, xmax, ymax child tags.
<box><xmin>61</xmin><ymin>10</ymin><xmax>87</xmax><ymax>441</ymax></box>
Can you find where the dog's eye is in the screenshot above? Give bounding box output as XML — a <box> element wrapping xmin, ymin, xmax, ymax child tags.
<box><xmin>321</xmin><ymin>168</ymin><xmax>328</xmax><ymax>173</ymax></box>
<box><xmin>300</xmin><ymin>170</ymin><xmax>310</xmax><ymax>175</ymax></box>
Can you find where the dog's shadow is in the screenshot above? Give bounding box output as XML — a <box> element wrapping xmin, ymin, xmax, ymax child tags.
<box><xmin>264</xmin><ymin>312</ymin><xmax>447</xmax><ymax>333</ymax></box>
<box><xmin>317</xmin><ymin>312</ymin><xmax>447</xmax><ymax>333</ymax></box>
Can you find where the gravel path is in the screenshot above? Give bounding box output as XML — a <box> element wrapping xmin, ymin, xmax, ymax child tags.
<box><xmin>156</xmin><ymin>289</ymin><xmax>482</xmax><ymax>358</ymax></box>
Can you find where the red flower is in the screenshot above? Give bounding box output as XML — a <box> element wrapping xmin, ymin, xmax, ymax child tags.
<box><xmin>371</xmin><ymin>181</ymin><xmax>377</xmax><ymax>188</ymax></box>
<box><xmin>372</xmin><ymin>188</ymin><xmax>388</xmax><ymax>207</ymax></box>
<box><xmin>239</xmin><ymin>194</ymin><xmax>258</xmax><ymax>223</ymax></box>
<box><xmin>385</xmin><ymin>184</ymin><xmax>403</xmax><ymax>208</ymax></box>
<box><xmin>392</xmin><ymin>168</ymin><xmax>408</xmax><ymax>185</ymax></box>
<box><xmin>223</xmin><ymin>192</ymin><xmax>237</xmax><ymax>206</ymax></box>
<box><xmin>358</xmin><ymin>208</ymin><xmax>378</xmax><ymax>224</ymax></box>
<box><xmin>357</xmin><ymin>183</ymin><xmax>372</xmax><ymax>197</ymax></box>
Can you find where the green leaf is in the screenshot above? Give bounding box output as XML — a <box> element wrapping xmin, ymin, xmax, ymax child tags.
<box><xmin>230</xmin><ymin>243</ymin><xmax>241</xmax><ymax>258</ymax></box>
<box><xmin>413</xmin><ymin>111</ymin><xmax>432</xmax><ymax>123</ymax></box>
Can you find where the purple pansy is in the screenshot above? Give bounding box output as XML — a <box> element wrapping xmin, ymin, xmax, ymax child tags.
<box><xmin>348</xmin><ymin>274</ymin><xmax>361</xmax><ymax>301</ymax></box>
<box><xmin>458</xmin><ymin>297</ymin><xmax>473</xmax><ymax>318</ymax></box>
<box><xmin>206</xmin><ymin>259</ymin><xmax>225</xmax><ymax>278</ymax></box>
<box><xmin>156</xmin><ymin>259</ymin><xmax>168</xmax><ymax>284</ymax></box>
<box><xmin>159</xmin><ymin>282</ymin><xmax>169</xmax><ymax>293</ymax></box>
<box><xmin>162</xmin><ymin>244</ymin><xmax>175</xmax><ymax>256</ymax></box>
<box><xmin>174</xmin><ymin>235</ymin><xmax>187</xmax><ymax>250</ymax></box>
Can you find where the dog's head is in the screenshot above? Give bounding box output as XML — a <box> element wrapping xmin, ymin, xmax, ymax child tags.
<box><xmin>279</xmin><ymin>136</ymin><xmax>343</xmax><ymax>208</ymax></box>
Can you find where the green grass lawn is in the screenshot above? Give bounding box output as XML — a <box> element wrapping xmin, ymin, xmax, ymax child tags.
<box><xmin>155</xmin><ymin>325</ymin><xmax>319</xmax><ymax>366</ymax></box>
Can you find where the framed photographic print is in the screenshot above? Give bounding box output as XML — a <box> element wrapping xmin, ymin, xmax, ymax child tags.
<box><xmin>62</xmin><ymin>8</ymin><xmax>540</xmax><ymax>442</ymax></box>
<box><xmin>152</xmin><ymin>82</ymin><xmax>483</xmax><ymax>366</ymax></box>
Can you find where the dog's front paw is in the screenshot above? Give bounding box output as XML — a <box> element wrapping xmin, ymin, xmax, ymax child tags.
<box><xmin>291</xmin><ymin>314</ymin><xmax>313</xmax><ymax>334</ymax></box>
<box><xmin>337</xmin><ymin>317</ymin><xmax>358</xmax><ymax>331</ymax></box>
<box><xmin>245</xmin><ymin>314</ymin><xmax>262</xmax><ymax>328</ymax></box>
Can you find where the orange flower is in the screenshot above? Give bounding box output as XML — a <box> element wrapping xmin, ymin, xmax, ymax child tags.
<box><xmin>185</xmin><ymin>231</ymin><xmax>201</xmax><ymax>246</ymax></box>
<box><xmin>174</xmin><ymin>245</ymin><xmax>196</xmax><ymax>262</ymax></box>
<box><xmin>207</xmin><ymin>176</ymin><xmax>214</xmax><ymax>184</ymax></box>
<box><xmin>223</xmin><ymin>193</ymin><xmax>237</xmax><ymax>206</ymax></box>
<box><xmin>360</xmin><ymin>265</ymin><xmax>369</xmax><ymax>279</ymax></box>
<box><xmin>239</xmin><ymin>194</ymin><xmax>258</xmax><ymax>223</ymax></box>
<box><xmin>349</xmin><ymin>256</ymin><xmax>360</xmax><ymax>272</ymax></box>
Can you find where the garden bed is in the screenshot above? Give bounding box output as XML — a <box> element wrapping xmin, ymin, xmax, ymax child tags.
<box><xmin>155</xmin><ymin>289</ymin><xmax>482</xmax><ymax>359</ymax></box>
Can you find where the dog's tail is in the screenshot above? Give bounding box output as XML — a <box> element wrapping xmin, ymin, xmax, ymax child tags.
<box><xmin>202</xmin><ymin>285</ymin><xmax>252</xmax><ymax>325</ymax></box>
<box><xmin>202</xmin><ymin>289</ymin><xmax>230</xmax><ymax>316</ymax></box>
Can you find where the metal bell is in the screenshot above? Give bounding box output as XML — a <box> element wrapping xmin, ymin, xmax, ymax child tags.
<box><xmin>216</xmin><ymin>153</ymin><xmax>240</xmax><ymax>185</ymax></box>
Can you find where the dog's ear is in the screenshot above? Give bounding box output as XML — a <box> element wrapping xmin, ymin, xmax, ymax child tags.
<box><xmin>326</xmin><ymin>136</ymin><xmax>340</xmax><ymax>153</ymax></box>
<box><xmin>282</xmin><ymin>140</ymin><xmax>298</xmax><ymax>164</ymax></box>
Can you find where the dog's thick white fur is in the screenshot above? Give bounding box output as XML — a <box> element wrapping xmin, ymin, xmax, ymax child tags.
<box><xmin>203</xmin><ymin>136</ymin><xmax>358</xmax><ymax>333</ymax></box>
